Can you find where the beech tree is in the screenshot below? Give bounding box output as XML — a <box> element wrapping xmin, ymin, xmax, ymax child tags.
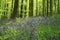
<box><xmin>10</xmin><ymin>0</ymin><xmax>19</xmax><ymax>19</ymax></box>
<box><xmin>29</xmin><ymin>0</ymin><xmax>33</xmax><ymax>17</ymax></box>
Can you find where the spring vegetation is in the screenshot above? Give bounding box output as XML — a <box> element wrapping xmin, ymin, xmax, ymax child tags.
<box><xmin>0</xmin><ymin>0</ymin><xmax>60</xmax><ymax>40</ymax></box>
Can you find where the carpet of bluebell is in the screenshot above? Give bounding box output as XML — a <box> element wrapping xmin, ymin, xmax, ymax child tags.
<box><xmin>0</xmin><ymin>16</ymin><xmax>60</xmax><ymax>40</ymax></box>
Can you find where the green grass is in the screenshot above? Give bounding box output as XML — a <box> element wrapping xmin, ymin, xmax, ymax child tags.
<box><xmin>35</xmin><ymin>25</ymin><xmax>60</xmax><ymax>40</ymax></box>
<box><xmin>0</xmin><ymin>24</ymin><xmax>60</xmax><ymax>40</ymax></box>
<box><xmin>0</xmin><ymin>13</ymin><xmax>60</xmax><ymax>40</ymax></box>
<box><xmin>50</xmin><ymin>13</ymin><xmax>60</xmax><ymax>21</ymax></box>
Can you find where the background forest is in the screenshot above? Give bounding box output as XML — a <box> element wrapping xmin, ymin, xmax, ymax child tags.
<box><xmin>0</xmin><ymin>0</ymin><xmax>60</xmax><ymax>19</ymax></box>
<box><xmin>0</xmin><ymin>0</ymin><xmax>60</xmax><ymax>40</ymax></box>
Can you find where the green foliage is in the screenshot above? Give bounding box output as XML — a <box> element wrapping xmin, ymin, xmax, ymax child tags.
<box><xmin>0</xmin><ymin>24</ymin><xmax>60</xmax><ymax>40</ymax></box>
<box><xmin>50</xmin><ymin>14</ymin><xmax>60</xmax><ymax>20</ymax></box>
<box><xmin>35</xmin><ymin>25</ymin><xmax>60</xmax><ymax>40</ymax></box>
<box><xmin>0</xmin><ymin>0</ymin><xmax>60</xmax><ymax>19</ymax></box>
<box><xmin>0</xmin><ymin>0</ymin><xmax>60</xmax><ymax>40</ymax></box>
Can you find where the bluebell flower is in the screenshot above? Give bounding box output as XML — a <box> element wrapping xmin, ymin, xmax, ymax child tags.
<box><xmin>0</xmin><ymin>32</ymin><xmax>2</xmax><ymax>36</ymax></box>
<box><xmin>26</xmin><ymin>35</ymin><xmax>29</xmax><ymax>38</ymax></box>
<box><xmin>45</xmin><ymin>33</ymin><xmax>51</xmax><ymax>39</ymax></box>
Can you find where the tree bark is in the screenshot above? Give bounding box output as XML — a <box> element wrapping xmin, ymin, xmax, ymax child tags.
<box><xmin>42</xmin><ymin>0</ymin><xmax>45</xmax><ymax>16</ymax></box>
<box><xmin>57</xmin><ymin>0</ymin><xmax>59</xmax><ymax>13</ymax></box>
<box><xmin>20</xmin><ymin>0</ymin><xmax>23</xmax><ymax>18</ymax></box>
<box><xmin>47</xmin><ymin>0</ymin><xmax>48</xmax><ymax>16</ymax></box>
<box><xmin>29</xmin><ymin>0</ymin><xmax>33</xmax><ymax>17</ymax></box>
<box><xmin>10</xmin><ymin>0</ymin><xmax>18</xmax><ymax>19</ymax></box>
<box><xmin>50</xmin><ymin>0</ymin><xmax>52</xmax><ymax>16</ymax></box>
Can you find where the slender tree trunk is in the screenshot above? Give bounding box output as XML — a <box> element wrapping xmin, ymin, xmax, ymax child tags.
<box><xmin>54</xmin><ymin>0</ymin><xmax>56</xmax><ymax>14</ymax></box>
<box><xmin>29</xmin><ymin>0</ymin><xmax>33</xmax><ymax>17</ymax></box>
<box><xmin>47</xmin><ymin>0</ymin><xmax>48</xmax><ymax>16</ymax></box>
<box><xmin>57</xmin><ymin>0</ymin><xmax>59</xmax><ymax>13</ymax></box>
<box><xmin>50</xmin><ymin>0</ymin><xmax>52</xmax><ymax>16</ymax></box>
<box><xmin>42</xmin><ymin>0</ymin><xmax>45</xmax><ymax>16</ymax></box>
<box><xmin>20</xmin><ymin>0</ymin><xmax>23</xmax><ymax>18</ymax></box>
<box><xmin>36</xmin><ymin>0</ymin><xmax>38</xmax><ymax>16</ymax></box>
<box><xmin>10</xmin><ymin>0</ymin><xmax>18</xmax><ymax>19</ymax></box>
<box><xmin>24</xmin><ymin>0</ymin><xmax>27</xmax><ymax>17</ymax></box>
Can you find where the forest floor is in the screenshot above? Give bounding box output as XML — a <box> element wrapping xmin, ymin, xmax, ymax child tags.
<box><xmin>0</xmin><ymin>16</ymin><xmax>60</xmax><ymax>40</ymax></box>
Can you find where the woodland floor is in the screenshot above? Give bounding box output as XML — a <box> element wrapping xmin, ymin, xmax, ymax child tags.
<box><xmin>0</xmin><ymin>16</ymin><xmax>60</xmax><ymax>40</ymax></box>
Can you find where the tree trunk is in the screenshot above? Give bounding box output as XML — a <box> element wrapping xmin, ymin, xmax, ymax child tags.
<box><xmin>42</xmin><ymin>0</ymin><xmax>45</xmax><ymax>16</ymax></box>
<box><xmin>20</xmin><ymin>0</ymin><xmax>23</xmax><ymax>18</ymax></box>
<box><xmin>50</xmin><ymin>0</ymin><xmax>52</xmax><ymax>16</ymax></box>
<box><xmin>47</xmin><ymin>0</ymin><xmax>48</xmax><ymax>16</ymax></box>
<box><xmin>10</xmin><ymin>0</ymin><xmax>18</xmax><ymax>19</ymax></box>
<box><xmin>29</xmin><ymin>0</ymin><xmax>33</xmax><ymax>17</ymax></box>
<box><xmin>57</xmin><ymin>0</ymin><xmax>59</xmax><ymax>13</ymax></box>
<box><xmin>36</xmin><ymin>0</ymin><xmax>38</xmax><ymax>16</ymax></box>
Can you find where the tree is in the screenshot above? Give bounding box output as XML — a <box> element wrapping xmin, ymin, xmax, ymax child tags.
<box><xmin>54</xmin><ymin>0</ymin><xmax>57</xmax><ymax>14</ymax></box>
<box><xmin>36</xmin><ymin>0</ymin><xmax>38</xmax><ymax>16</ymax></box>
<box><xmin>20</xmin><ymin>0</ymin><xmax>23</xmax><ymax>18</ymax></box>
<box><xmin>29</xmin><ymin>0</ymin><xmax>33</xmax><ymax>17</ymax></box>
<box><xmin>42</xmin><ymin>0</ymin><xmax>45</xmax><ymax>16</ymax></box>
<box><xmin>50</xmin><ymin>0</ymin><xmax>52</xmax><ymax>16</ymax></box>
<box><xmin>47</xmin><ymin>0</ymin><xmax>48</xmax><ymax>16</ymax></box>
<box><xmin>10</xmin><ymin>0</ymin><xmax>19</xmax><ymax>19</ymax></box>
<box><xmin>57</xmin><ymin>0</ymin><xmax>59</xmax><ymax>13</ymax></box>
